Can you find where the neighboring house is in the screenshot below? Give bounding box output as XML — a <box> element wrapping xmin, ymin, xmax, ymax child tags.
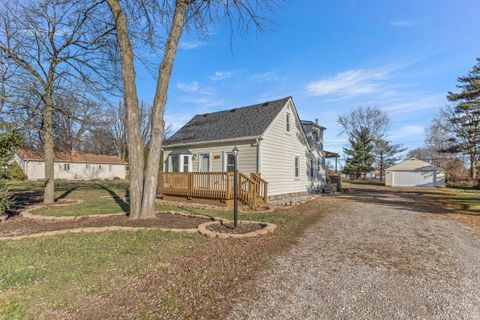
<box><xmin>385</xmin><ymin>158</ymin><xmax>445</xmax><ymax>187</ymax></box>
<box><xmin>14</xmin><ymin>149</ymin><xmax>127</xmax><ymax>181</ymax></box>
<box><xmin>162</xmin><ymin>97</ymin><xmax>327</xmax><ymax>201</ymax></box>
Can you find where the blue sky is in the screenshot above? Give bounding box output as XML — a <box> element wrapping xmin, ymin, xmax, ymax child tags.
<box><xmin>135</xmin><ymin>0</ymin><xmax>480</xmax><ymax>157</ymax></box>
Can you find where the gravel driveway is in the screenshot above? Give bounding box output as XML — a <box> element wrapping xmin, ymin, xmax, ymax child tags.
<box><xmin>228</xmin><ymin>187</ymin><xmax>480</xmax><ymax>319</ymax></box>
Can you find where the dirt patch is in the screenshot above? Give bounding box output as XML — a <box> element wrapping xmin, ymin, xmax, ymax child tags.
<box><xmin>207</xmin><ymin>222</ymin><xmax>266</xmax><ymax>234</ymax></box>
<box><xmin>0</xmin><ymin>212</ymin><xmax>210</xmax><ymax>237</ymax></box>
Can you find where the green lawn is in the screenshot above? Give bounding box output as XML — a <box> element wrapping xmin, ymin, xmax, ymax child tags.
<box><xmin>439</xmin><ymin>188</ymin><xmax>480</xmax><ymax>213</ymax></box>
<box><xmin>8</xmin><ymin>180</ymin><xmax>285</xmax><ymax>221</ymax></box>
<box><xmin>2</xmin><ymin>180</ymin><xmax>311</xmax><ymax>319</ymax></box>
<box><xmin>0</xmin><ymin>231</ymin><xmax>203</xmax><ymax>319</ymax></box>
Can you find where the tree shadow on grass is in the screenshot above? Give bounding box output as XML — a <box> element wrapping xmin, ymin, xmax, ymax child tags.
<box><xmin>55</xmin><ymin>186</ymin><xmax>77</xmax><ymax>201</ymax></box>
<box><xmin>95</xmin><ymin>183</ymin><xmax>130</xmax><ymax>216</ymax></box>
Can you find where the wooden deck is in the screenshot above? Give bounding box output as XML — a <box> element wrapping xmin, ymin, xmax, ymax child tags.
<box><xmin>157</xmin><ymin>172</ymin><xmax>268</xmax><ymax>206</ymax></box>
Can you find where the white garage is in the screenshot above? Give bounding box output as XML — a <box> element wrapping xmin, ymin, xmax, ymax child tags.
<box><xmin>385</xmin><ymin>158</ymin><xmax>445</xmax><ymax>188</ymax></box>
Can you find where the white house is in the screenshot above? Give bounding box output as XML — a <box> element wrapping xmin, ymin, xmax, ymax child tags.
<box><xmin>15</xmin><ymin>149</ymin><xmax>127</xmax><ymax>181</ymax></box>
<box><xmin>162</xmin><ymin>97</ymin><xmax>328</xmax><ymax>201</ymax></box>
<box><xmin>385</xmin><ymin>158</ymin><xmax>445</xmax><ymax>187</ymax></box>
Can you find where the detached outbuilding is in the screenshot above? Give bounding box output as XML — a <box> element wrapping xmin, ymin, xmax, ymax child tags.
<box><xmin>385</xmin><ymin>158</ymin><xmax>445</xmax><ymax>187</ymax></box>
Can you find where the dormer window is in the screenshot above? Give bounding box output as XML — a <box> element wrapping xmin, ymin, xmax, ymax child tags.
<box><xmin>286</xmin><ymin>113</ymin><xmax>291</xmax><ymax>132</ymax></box>
<box><xmin>313</xmin><ymin>130</ymin><xmax>318</xmax><ymax>142</ymax></box>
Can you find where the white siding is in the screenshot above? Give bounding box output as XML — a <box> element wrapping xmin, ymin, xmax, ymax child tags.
<box><xmin>23</xmin><ymin>161</ymin><xmax>126</xmax><ymax>180</ymax></box>
<box><xmin>260</xmin><ymin>101</ymin><xmax>312</xmax><ymax>196</ymax></box>
<box><xmin>386</xmin><ymin>170</ymin><xmax>445</xmax><ymax>187</ymax></box>
<box><xmin>164</xmin><ymin>141</ymin><xmax>258</xmax><ymax>174</ymax></box>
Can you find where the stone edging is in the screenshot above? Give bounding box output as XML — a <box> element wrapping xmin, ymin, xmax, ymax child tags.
<box><xmin>1</xmin><ymin>201</ymin><xmax>277</xmax><ymax>240</ymax></box>
<box><xmin>197</xmin><ymin>220</ymin><xmax>276</xmax><ymax>239</ymax></box>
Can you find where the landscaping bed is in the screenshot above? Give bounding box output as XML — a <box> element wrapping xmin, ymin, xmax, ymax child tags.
<box><xmin>207</xmin><ymin>222</ymin><xmax>265</xmax><ymax>234</ymax></box>
<box><xmin>0</xmin><ymin>212</ymin><xmax>209</xmax><ymax>238</ymax></box>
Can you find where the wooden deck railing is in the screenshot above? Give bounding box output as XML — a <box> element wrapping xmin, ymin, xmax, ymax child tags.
<box><xmin>157</xmin><ymin>172</ymin><xmax>268</xmax><ymax>206</ymax></box>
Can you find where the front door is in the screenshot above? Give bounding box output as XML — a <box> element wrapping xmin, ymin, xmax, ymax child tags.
<box><xmin>199</xmin><ymin>153</ymin><xmax>210</xmax><ymax>172</ymax></box>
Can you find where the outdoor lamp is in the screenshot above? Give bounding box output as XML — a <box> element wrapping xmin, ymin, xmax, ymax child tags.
<box><xmin>232</xmin><ymin>146</ymin><xmax>239</xmax><ymax>228</ymax></box>
<box><xmin>232</xmin><ymin>146</ymin><xmax>239</xmax><ymax>158</ymax></box>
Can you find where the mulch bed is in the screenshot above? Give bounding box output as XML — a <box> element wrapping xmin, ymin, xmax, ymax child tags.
<box><xmin>207</xmin><ymin>222</ymin><xmax>267</xmax><ymax>234</ymax></box>
<box><xmin>0</xmin><ymin>212</ymin><xmax>210</xmax><ymax>237</ymax></box>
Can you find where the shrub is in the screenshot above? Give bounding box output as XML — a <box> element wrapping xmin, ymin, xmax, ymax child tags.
<box><xmin>7</xmin><ymin>162</ymin><xmax>27</xmax><ymax>180</ymax></box>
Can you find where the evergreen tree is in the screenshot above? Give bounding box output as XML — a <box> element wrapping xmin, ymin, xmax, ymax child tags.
<box><xmin>447</xmin><ymin>58</ymin><xmax>480</xmax><ymax>178</ymax></box>
<box><xmin>343</xmin><ymin>128</ymin><xmax>375</xmax><ymax>179</ymax></box>
<box><xmin>375</xmin><ymin>140</ymin><xmax>406</xmax><ymax>181</ymax></box>
<box><xmin>0</xmin><ymin>127</ymin><xmax>21</xmax><ymax>215</ymax></box>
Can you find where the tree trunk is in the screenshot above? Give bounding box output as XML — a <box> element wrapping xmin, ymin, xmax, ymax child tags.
<box><xmin>43</xmin><ymin>91</ymin><xmax>55</xmax><ymax>204</ymax></box>
<box><xmin>140</xmin><ymin>0</ymin><xmax>188</xmax><ymax>218</ymax></box>
<box><xmin>472</xmin><ymin>155</ymin><xmax>477</xmax><ymax>179</ymax></box>
<box><xmin>107</xmin><ymin>0</ymin><xmax>145</xmax><ymax>219</ymax></box>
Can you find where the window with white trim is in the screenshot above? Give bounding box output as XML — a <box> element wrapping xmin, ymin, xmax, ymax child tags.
<box><xmin>226</xmin><ymin>153</ymin><xmax>235</xmax><ymax>172</ymax></box>
<box><xmin>286</xmin><ymin>113</ymin><xmax>291</xmax><ymax>132</ymax></box>
<box><xmin>63</xmin><ymin>163</ymin><xmax>70</xmax><ymax>171</ymax></box>
<box><xmin>295</xmin><ymin>156</ymin><xmax>299</xmax><ymax>178</ymax></box>
<box><xmin>171</xmin><ymin>155</ymin><xmax>180</xmax><ymax>172</ymax></box>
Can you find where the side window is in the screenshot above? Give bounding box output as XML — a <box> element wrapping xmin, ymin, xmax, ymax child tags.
<box><xmin>318</xmin><ymin>159</ymin><xmax>321</xmax><ymax>171</ymax></box>
<box><xmin>171</xmin><ymin>155</ymin><xmax>180</xmax><ymax>172</ymax></box>
<box><xmin>286</xmin><ymin>113</ymin><xmax>291</xmax><ymax>132</ymax></box>
<box><xmin>310</xmin><ymin>159</ymin><xmax>314</xmax><ymax>177</ymax></box>
<box><xmin>86</xmin><ymin>163</ymin><xmax>90</xmax><ymax>169</ymax></box>
<box><xmin>64</xmin><ymin>163</ymin><xmax>70</xmax><ymax>171</ymax></box>
<box><xmin>294</xmin><ymin>156</ymin><xmax>299</xmax><ymax>177</ymax></box>
<box><xmin>226</xmin><ymin>153</ymin><xmax>235</xmax><ymax>172</ymax></box>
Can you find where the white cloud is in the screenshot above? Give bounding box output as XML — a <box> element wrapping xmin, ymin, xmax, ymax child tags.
<box><xmin>305</xmin><ymin>69</ymin><xmax>388</xmax><ymax>97</ymax></box>
<box><xmin>176</xmin><ymin>81</ymin><xmax>213</xmax><ymax>95</ymax></box>
<box><xmin>249</xmin><ymin>71</ymin><xmax>283</xmax><ymax>83</ymax></box>
<box><xmin>209</xmin><ymin>71</ymin><xmax>233</xmax><ymax>81</ymax></box>
<box><xmin>179</xmin><ymin>40</ymin><xmax>204</xmax><ymax>50</ymax></box>
<box><xmin>389</xmin><ymin>19</ymin><xmax>416</xmax><ymax>27</ymax></box>
<box><xmin>179</xmin><ymin>96</ymin><xmax>224</xmax><ymax>108</ymax></box>
<box><xmin>381</xmin><ymin>94</ymin><xmax>446</xmax><ymax>114</ymax></box>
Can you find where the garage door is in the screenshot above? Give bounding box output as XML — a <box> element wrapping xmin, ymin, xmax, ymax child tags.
<box><xmin>392</xmin><ymin>171</ymin><xmax>436</xmax><ymax>187</ymax></box>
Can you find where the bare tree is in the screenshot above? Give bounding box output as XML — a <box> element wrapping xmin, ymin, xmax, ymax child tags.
<box><xmin>103</xmin><ymin>0</ymin><xmax>279</xmax><ymax>219</ymax></box>
<box><xmin>338</xmin><ymin>106</ymin><xmax>390</xmax><ymax>141</ymax></box>
<box><xmin>0</xmin><ymin>0</ymin><xmax>117</xmax><ymax>203</ymax></box>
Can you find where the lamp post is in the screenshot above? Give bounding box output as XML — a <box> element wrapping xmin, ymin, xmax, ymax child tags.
<box><xmin>232</xmin><ymin>146</ymin><xmax>239</xmax><ymax>228</ymax></box>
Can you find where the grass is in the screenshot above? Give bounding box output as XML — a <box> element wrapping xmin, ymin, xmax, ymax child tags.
<box><xmin>343</xmin><ymin>179</ymin><xmax>385</xmax><ymax>186</ymax></box>
<box><xmin>8</xmin><ymin>180</ymin><xmax>130</xmax><ymax>217</ymax></box>
<box><xmin>2</xmin><ymin>180</ymin><xmax>314</xmax><ymax>318</ymax></box>
<box><xmin>0</xmin><ymin>230</ymin><xmax>203</xmax><ymax>319</ymax></box>
<box><xmin>8</xmin><ymin>180</ymin><xmax>289</xmax><ymax>222</ymax></box>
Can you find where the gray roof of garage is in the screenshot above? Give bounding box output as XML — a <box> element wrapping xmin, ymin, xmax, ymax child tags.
<box><xmin>164</xmin><ymin>97</ymin><xmax>290</xmax><ymax>146</ymax></box>
<box><xmin>386</xmin><ymin>158</ymin><xmax>444</xmax><ymax>171</ymax></box>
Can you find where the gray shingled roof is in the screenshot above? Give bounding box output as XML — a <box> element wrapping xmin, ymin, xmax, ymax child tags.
<box><xmin>164</xmin><ymin>97</ymin><xmax>291</xmax><ymax>146</ymax></box>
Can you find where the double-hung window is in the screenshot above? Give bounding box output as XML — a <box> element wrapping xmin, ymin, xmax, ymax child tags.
<box><xmin>294</xmin><ymin>156</ymin><xmax>299</xmax><ymax>178</ymax></box>
<box><xmin>226</xmin><ymin>153</ymin><xmax>235</xmax><ymax>172</ymax></box>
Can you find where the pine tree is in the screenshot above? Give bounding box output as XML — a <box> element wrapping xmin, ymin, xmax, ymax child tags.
<box><xmin>343</xmin><ymin>128</ymin><xmax>375</xmax><ymax>179</ymax></box>
<box><xmin>0</xmin><ymin>127</ymin><xmax>21</xmax><ymax>215</ymax></box>
<box><xmin>375</xmin><ymin>140</ymin><xmax>406</xmax><ymax>181</ymax></box>
<box><xmin>447</xmin><ymin>58</ymin><xmax>480</xmax><ymax>178</ymax></box>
